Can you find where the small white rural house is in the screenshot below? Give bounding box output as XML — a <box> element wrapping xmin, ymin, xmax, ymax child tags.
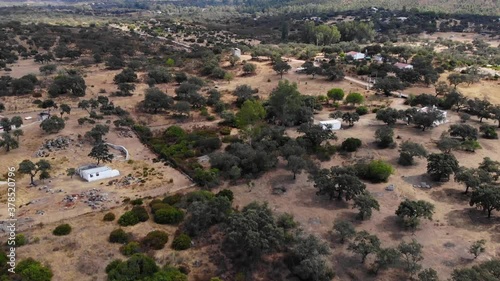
<box><xmin>77</xmin><ymin>165</ymin><xmax>120</xmax><ymax>182</ymax></box>
<box><xmin>346</xmin><ymin>51</ymin><xmax>365</xmax><ymax>60</ymax></box>
<box><xmin>419</xmin><ymin>106</ymin><xmax>448</xmax><ymax>126</ymax></box>
<box><xmin>394</xmin><ymin>62</ymin><xmax>414</xmax><ymax>70</ymax></box>
<box><xmin>231</xmin><ymin>48</ymin><xmax>241</xmax><ymax>58</ymax></box>
<box><xmin>319</xmin><ymin>120</ymin><xmax>342</xmax><ymax>131</ymax></box>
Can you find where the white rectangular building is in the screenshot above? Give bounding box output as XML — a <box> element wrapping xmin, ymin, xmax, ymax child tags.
<box><xmin>78</xmin><ymin>166</ymin><xmax>120</xmax><ymax>182</ymax></box>
<box><xmin>346</xmin><ymin>51</ymin><xmax>365</xmax><ymax>60</ymax></box>
<box><xmin>319</xmin><ymin>120</ymin><xmax>342</xmax><ymax>131</ymax></box>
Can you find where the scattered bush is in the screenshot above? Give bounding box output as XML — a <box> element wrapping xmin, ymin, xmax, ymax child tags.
<box><xmin>172</xmin><ymin>234</ymin><xmax>192</xmax><ymax>250</ymax></box>
<box><xmin>120</xmin><ymin>241</ymin><xmax>141</xmax><ymax>256</ymax></box>
<box><xmin>216</xmin><ymin>189</ymin><xmax>234</xmax><ymax>202</ymax></box>
<box><xmin>163</xmin><ymin>193</ymin><xmax>183</xmax><ymax>205</ymax></box>
<box><xmin>154</xmin><ymin>206</ymin><xmax>184</xmax><ymax>224</ymax></box>
<box><xmin>276</xmin><ymin>213</ymin><xmax>298</xmax><ymax>230</ymax></box>
<box><xmin>130</xmin><ymin>198</ymin><xmax>143</xmax><ymax>205</ymax></box>
<box><xmin>356</xmin><ymin>160</ymin><xmax>394</xmax><ymax>183</ymax></box>
<box><xmin>142</xmin><ymin>230</ymin><xmax>169</xmax><ymax>250</ymax></box>
<box><xmin>118</xmin><ymin>211</ymin><xmax>140</xmax><ymax>226</ymax></box>
<box><xmin>341</xmin><ymin>138</ymin><xmax>362</xmax><ymax>152</ymax></box>
<box><xmin>480</xmin><ymin>124</ymin><xmax>498</xmax><ymax>139</ymax></box>
<box><xmin>109</xmin><ymin>229</ymin><xmax>130</xmax><ymax>244</ymax></box>
<box><xmin>131</xmin><ymin>206</ymin><xmax>150</xmax><ymax>222</ymax></box>
<box><xmin>219</xmin><ymin>127</ymin><xmax>232</xmax><ymax>135</ymax></box>
<box><xmin>16</xmin><ymin>258</ymin><xmax>54</xmax><ymax>281</ymax></box>
<box><xmin>52</xmin><ymin>224</ymin><xmax>71</xmax><ymax>236</ymax></box>
<box><xmin>103</xmin><ymin>212</ymin><xmax>116</xmax><ymax>221</ymax></box>
<box><xmin>14</xmin><ymin>234</ymin><xmax>27</xmax><ymax>247</ymax></box>
<box><xmin>185</xmin><ymin>190</ymin><xmax>214</xmax><ymax>204</ymax></box>
<box><xmin>356</xmin><ymin>106</ymin><xmax>368</xmax><ymax>115</ymax></box>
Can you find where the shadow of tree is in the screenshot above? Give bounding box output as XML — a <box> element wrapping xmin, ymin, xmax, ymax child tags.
<box><xmin>430</xmin><ymin>187</ymin><xmax>469</xmax><ymax>205</ymax></box>
<box><xmin>401</xmin><ymin>173</ymin><xmax>444</xmax><ymax>188</ymax></box>
<box><xmin>445</xmin><ymin>208</ymin><xmax>500</xmax><ymax>232</ymax></box>
<box><xmin>375</xmin><ymin>215</ymin><xmax>407</xmax><ymax>240</ymax></box>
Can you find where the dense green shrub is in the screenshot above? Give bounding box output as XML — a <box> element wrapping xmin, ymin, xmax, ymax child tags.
<box><xmin>131</xmin><ymin>206</ymin><xmax>150</xmax><ymax>222</ymax></box>
<box><xmin>219</xmin><ymin>126</ymin><xmax>232</xmax><ymax>135</ymax></box>
<box><xmin>132</xmin><ymin>124</ymin><xmax>153</xmax><ymax>142</ymax></box>
<box><xmin>185</xmin><ymin>190</ymin><xmax>215</xmax><ymax>204</ymax></box>
<box><xmin>154</xmin><ymin>206</ymin><xmax>184</xmax><ymax>224</ymax></box>
<box><xmin>216</xmin><ymin>189</ymin><xmax>234</xmax><ymax>202</ymax></box>
<box><xmin>109</xmin><ymin>229</ymin><xmax>130</xmax><ymax>244</ymax></box>
<box><xmin>341</xmin><ymin>138</ymin><xmax>362</xmax><ymax>152</ymax></box>
<box><xmin>142</xmin><ymin>230</ymin><xmax>169</xmax><ymax>250</ymax></box>
<box><xmin>106</xmin><ymin>254</ymin><xmax>158</xmax><ymax>280</ymax></box>
<box><xmin>14</xmin><ymin>234</ymin><xmax>27</xmax><ymax>247</ymax></box>
<box><xmin>276</xmin><ymin>213</ymin><xmax>298</xmax><ymax>230</ymax></box>
<box><xmin>356</xmin><ymin>106</ymin><xmax>368</xmax><ymax>115</ymax></box>
<box><xmin>52</xmin><ymin>224</ymin><xmax>71</xmax><ymax>236</ymax></box>
<box><xmin>103</xmin><ymin>212</ymin><xmax>116</xmax><ymax>221</ymax></box>
<box><xmin>172</xmin><ymin>234</ymin><xmax>192</xmax><ymax>250</ymax></box>
<box><xmin>118</xmin><ymin>211</ymin><xmax>140</xmax><ymax>226</ymax></box>
<box><xmin>480</xmin><ymin>124</ymin><xmax>498</xmax><ymax>139</ymax></box>
<box><xmin>130</xmin><ymin>198</ymin><xmax>143</xmax><ymax>205</ymax></box>
<box><xmin>163</xmin><ymin>193</ymin><xmax>183</xmax><ymax>205</ymax></box>
<box><xmin>356</xmin><ymin>160</ymin><xmax>394</xmax><ymax>183</ymax></box>
<box><xmin>149</xmin><ymin>199</ymin><xmax>162</xmax><ymax>207</ymax></box>
<box><xmin>120</xmin><ymin>241</ymin><xmax>141</xmax><ymax>256</ymax></box>
<box><xmin>16</xmin><ymin>258</ymin><xmax>53</xmax><ymax>281</ymax></box>
<box><xmin>151</xmin><ymin>203</ymin><xmax>171</xmax><ymax>214</ymax></box>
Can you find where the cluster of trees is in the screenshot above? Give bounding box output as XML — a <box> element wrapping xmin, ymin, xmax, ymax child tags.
<box><xmin>147</xmin><ymin>126</ymin><xmax>222</xmax><ymax>185</ymax></box>
<box><xmin>0</xmin><ymin>116</ymin><xmax>23</xmax><ymax>152</ymax></box>
<box><xmin>18</xmin><ymin>159</ymin><xmax>51</xmax><ymax>186</ymax></box>
<box><xmin>301</xmin><ymin>22</ymin><xmax>341</xmax><ymax>46</ymax></box>
<box><xmin>334</xmin><ymin>220</ymin><xmax>431</xmax><ymax>279</ymax></box>
<box><xmin>0</xmin><ymin>255</ymin><xmax>53</xmax><ymax>281</ymax></box>
<box><xmin>113</xmin><ymin>68</ymin><xmax>138</xmax><ymax>96</ymax></box>
<box><xmin>454</xmin><ymin>157</ymin><xmax>500</xmax><ymax>218</ymax></box>
<box><xmin>0</xmin><ymin>74</ymin><xmax>38</xmax><ymax>97</ymax></box>
<box><xmin>299</xmin><ymin>58</ymin><xmax>345</xmax><ymax>81</ymax></box>
<box><xmin>106</xmin><ymin>254</ymin><xmax>187</xmax><ymax>281</ymax></box>
<box><xmin>48</xmin><ymin>70</ymin><xmax>86</xmax><ymax>97</ymax></box>
<box><xmin>310</xmin><ymin>162</ymin><xmax>395</xmax><ymax>218</ymax></box>
<box><xmin>376</xmin><ymin>106</ymin><xmax>445</xmax><ymax>131</ymax></box>
<box><xmin>224</xmin><ymin>201</ymin><xmax>334</xmax><ymax>279</ymax></box>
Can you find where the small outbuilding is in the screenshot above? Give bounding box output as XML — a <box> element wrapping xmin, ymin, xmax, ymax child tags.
<box><xmin>77</xmin><ymin>165</ymin><xmax>120</xmax><ymax>182</ymax></box>
<box><xmin>346</xmin><ymin>51</ymin><xmax>366</xmax><ymax>60</ymax></box>
<box><xmin>319</xmin><ymin>120</ymin><xmax>342</xmax><ymax>131</ymax></box>
<box><xmin>419</xmin><ymin>106</ymin><xmax>448</xmax><ymax>126</ymax></box>
<box><xmin>231</xmin><ymin>48</ymin><xmax>241</xmax><ymax>58</ymax></box>
<box><xmin>38</xmin><ymin>111</ymin><xmax>50</xmax><ymax>121</ymax></box>
<box><xmin>394</xmin><ymin>62</ymin><xmax>414</xmax><ymax>70</ymax></box>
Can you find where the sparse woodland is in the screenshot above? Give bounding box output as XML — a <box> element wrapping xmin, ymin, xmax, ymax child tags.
<box><xmin>0</xmin><ymin>1</ymin><xmax>500</xmax><ymax>281</ymax></box>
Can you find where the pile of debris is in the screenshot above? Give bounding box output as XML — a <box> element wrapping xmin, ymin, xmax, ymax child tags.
<box><xmin>62</xmin><ymin>188</ymin><xmax>112</xmax><ymax>210</ymax></box>
<box><xmin>81</xmin><ymin>188</ymin><xmax>111</xmax><ymax>209</ymax></box>
<box><xmin>38</xmin><ymin>185</ymin><xmax>63</xmax><ymax>194</ymax></box>
<box><xmin>37</xmin><ymin>136</ymin><xmax>73</xmax><ymax>157</ymax></box>
<box><xmin>116</xmin><ymin>128</ymin><xmax>134</xmax><ymax>138</ymax></box>
<box><xmin>115</xmin><ymin>175</ymin><xmax>140</xmax><ymax>187</ymax></box>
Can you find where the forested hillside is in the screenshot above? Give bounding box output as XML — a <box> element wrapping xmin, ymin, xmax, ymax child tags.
<box><xmin>185</xmin><ymin>0</ymin><xmax>500</xmax><ymax>15</ymax></box>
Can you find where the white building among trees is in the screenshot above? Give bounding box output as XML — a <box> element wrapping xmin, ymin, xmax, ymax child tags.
<box><xmin>319</xmin><ymin>120</ymin><xmax>342</xmax><ymax>131</ymax></box>
<box><xmin>231</xmin><ymin>48</ymin><xmax>241</xmax><ymax>58</ymax></box>
<box><xmin>77</xmin><ymin>165</ymin><xmax>120</xmax><ymax>182</ymax></box>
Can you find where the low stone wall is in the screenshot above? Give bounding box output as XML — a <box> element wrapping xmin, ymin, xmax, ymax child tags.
<box><xmin>105</xmin><ymin>143</ymin><xmax>130</xmax><ymax>161</ymax></box>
